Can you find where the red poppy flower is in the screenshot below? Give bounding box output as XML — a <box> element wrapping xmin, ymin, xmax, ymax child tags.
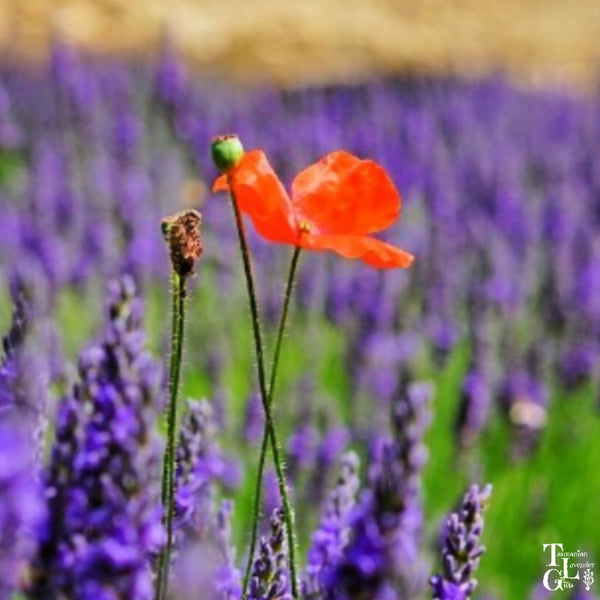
<box><xmin>213</xmin><ymin>149</ymin><xmax>414</xmax><ymax>269</ymax></box>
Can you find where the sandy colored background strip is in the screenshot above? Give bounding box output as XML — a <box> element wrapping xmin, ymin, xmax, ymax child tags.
<box><xmin>1</xmin><ymin>0</ymin><xmax>599</xmax><ymax>89</ymax></box>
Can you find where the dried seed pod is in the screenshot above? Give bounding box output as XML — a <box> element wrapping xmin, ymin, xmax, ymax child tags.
<box><xmin>161</xmin><ymin>209</ymin><xmax>203</xmax><ymax>278</ymax></box>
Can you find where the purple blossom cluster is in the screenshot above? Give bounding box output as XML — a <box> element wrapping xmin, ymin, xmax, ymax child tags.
<box><xmin>0</xmin><ymin>285</ymin><xmax>30</xmax><ymax>415</ymax></box>
<box><xmin>325</xmin><ymin>380</ymin><xmax>433</xmax><ymax>600</ymax></box>
<box><xmin>430</xmin><ymin>484</ymin><xmax>492</xmax><ymax>600</ymax></box>
<box><xmin>0</xmin><ymin>421</ymin><xmax>43</xmax><ymax>598</ymax></box>
<box><xmin>214</xmin><ymin>500</ymin><xmax>242</xmax><ymax>600</ymax></box>
<box><xmin>0</xmin><ymin>281</ymin><xmax>48</xmax><ymax>460</ymax></box>
<box><xmin>27</xmin><ymin>277</ymin><xmax>164</xmax><ymax>600</ymax></box>
<box><xmin>303</xmin><ymin>451</ymin><xmax>360</xmax><ymax>599</ymax></box>
<box><xmin>169</xmin><ymin>498</ymin><xmax>242</xmax><ymax>600</ymax></box>
<box><xmin>249</xmin><ymin>508</ymin><xmax>292</xmax><ymax>600</ymax></box>
<box><xmin>175</xmin><ymin>398</ymin><xmax>239</xmax><ymax>543</ymax></box>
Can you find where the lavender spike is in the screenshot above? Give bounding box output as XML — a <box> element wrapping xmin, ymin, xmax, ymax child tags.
<box><xmin>249</xmin><ymin>508</ymin><xmax>292</xmax><ymax>600</ymax></box>
<box><xmin>430</xmin><ymin>484</ymin><xmax>493</xmax><ymax>600</ymax></box>
<box><xmin>303</xmin><ymin>451</ymin><xmax>360</xmax><ymax>600</ymax></box>
<box><xmin>27</xmin><ymin>276</ymin><xmax>163</xmax><ymax>599</ymax></box>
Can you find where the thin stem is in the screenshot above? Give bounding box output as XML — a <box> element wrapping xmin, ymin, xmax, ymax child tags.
<box><xmin>161</xmin><ymin>275</ymin><xmax>181</xmax><ymax>506</ymax></box>
<box><xmin>155</xmin><ymin>273</ymin><xmax>187</xmax><ymax>600</ymax></box>
<box><xmin>242</xmin><ymin>247</ymin><xmax>302</xmax><ymax>598</ymax></box>
<box><xmin>227</xmin><ymin>178</ymin><xmax>300</xmax><ymax>600</ymax></box>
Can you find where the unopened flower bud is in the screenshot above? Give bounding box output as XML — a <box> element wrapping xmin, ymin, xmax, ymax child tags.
<box><xmin>211</xmin><ymin>134</ymin><xmax>244</xmax><ymax>173</ymax></box>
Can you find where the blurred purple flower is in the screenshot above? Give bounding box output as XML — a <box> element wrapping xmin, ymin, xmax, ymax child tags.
<box><xmin>304</xmin><ymin>451</ymin><xmax>360</xmax><ymax>599</ymax></box>
<box><xmin>287</xmin><ymin>413</ymin><xmax>319</xmax><ymax>483</ymax></box>
<box><xmin>175</xmin><ymin>398</ymin><xmax>240</xmax><ymax>543</ymax></box>
<box><xmin>0</xmin><ymin>281</ymin><xmax>48</xmax><ymax>463</ymax></box>
<box><xmin>244</xmin><ymin>392</ymin><xmax>264</xmax><ymax>444</ymax></box>
<box><xmin>326</xmin><ymin>381</ymin><xmax>432</xmax><ymax>600</ymax></box>
<box><xmin>0</xmin><ymin>421</ymin><xmax>44</xmax><ymax>598</ymax></box>
<box><xmin>170</xmin><ymin>499</ymin><xmax>241</xmax><ymax>600</ymax></box>
<box><xmin>558</xmin><ymin>341</ymin><xmax>599</xmax><ymax>390</ymax></box>
<box><xmin>455</xmin><ymin>368</ymin><xmax>492</xmax><ymax>448</ymax></box>
<box><xmin>214</xmin><ymin>500</ymin><xmax>242</xmax><ymax>600</ymax></box>
<box><xmin>305</xmin><ymin>425</ymin><xmax>349</xmax><ymax>510</ymax></box>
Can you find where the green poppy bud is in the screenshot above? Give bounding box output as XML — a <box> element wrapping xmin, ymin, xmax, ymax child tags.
<box><xmin>211</xmin><ymin>134</ymin><xmax>244</xmax><ymax>173</ymax></box>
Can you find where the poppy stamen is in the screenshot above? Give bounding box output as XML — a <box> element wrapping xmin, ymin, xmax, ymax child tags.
<box><xmin>298</xmin><ymin>220</ymin><xmax>312</xmax><ymax>235</ymax></box>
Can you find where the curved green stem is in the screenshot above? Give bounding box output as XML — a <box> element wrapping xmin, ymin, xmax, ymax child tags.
<box><xmin>241</xmin><ymin>247</ymin><xmax>302</xmax><ymax>599</ymax></box>
<box><xmin>155</xmin><ymin>273</ymin><xmax>186</xmax><ymax>600</ymax></box>
<box><xmin>227</xmin><ymin>178</ymin><xmax>300</xmax><ymax>600</ymax></box>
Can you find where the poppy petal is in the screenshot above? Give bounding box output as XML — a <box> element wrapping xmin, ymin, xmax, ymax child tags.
<box><xmin>212</xmin><ymin>150</ymin><xmax>297</xmax><ymax>243</ymax></box>
<box><xmin>299</xmin><ymin>233</ymin><xmax>414</xmax><ymax>269</ymax></box>
<box><xmin>291</xmin><ymin>151</ymin><xmax>401</xmax><ymax>236</ymax></box>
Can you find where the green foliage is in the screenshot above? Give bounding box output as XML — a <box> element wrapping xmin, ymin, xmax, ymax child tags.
<box><xmin>0</xmin><ymin>150</ymin><xmax>24</xmax><ymax>188</ymax></box>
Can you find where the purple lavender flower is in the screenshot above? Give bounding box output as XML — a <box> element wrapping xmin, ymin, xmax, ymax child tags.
<box><xmin>558</xmin><ymin>341</ymin><xmax>599</xmax><ymax>390</ymax></box>
<box><xmin>175</xmin><ymin>398</ymin><xmax>238</xmax><ymax>543</ymax></box>
<box><xmin>27</xmin><ymin>276</ymin><xmax>163</xmax><ymax>600</ymax></box>
<box><xmin>0</xmin><ymin>286</ymin><xmax>29</xmax><ymax>413</ymax></box>
<box><xmin>455</xmin><ymin>368</ymin><xmax>492</xmax><ymax>448</ymax></box>
<box><xmin>303</xmin><ymin>451</ymin><xmax>360</xmax><ymax>600</ymax></box>
<box><xmin>214</xmin><ymin>500</ymin><xmax>242</xmax><ymax>600</ymax></box>
<box><xmin>326</xmin><ymin>381</ymin><xmax>432</xmax><ymax>600</ymax></box>
<box><xmin>154</xmin><ymin>36</ymin><xmax>189</xmax><ymax>112</ymax></box>
<box><xmin>430</xmin><ymin>484</ymin><xmax>492</xmax><ymax>600</ymax></box>
<box><xmin>244</xmin><ymin>392</ymin><xmax>264</xmax><ymax>444</ymax></box>
<box><xmin>262</xmin><ymin>468</ymin><xmax>283</xmax><ymax>526</ymax></box>
<box><xmin>305</xmin><ymin>426</ymin><xmax>349</xmax><ymax>510</ymax></box>
<box><xmin>286</xmin><ymin>412</ymin><xmax>319</xmax><ymax>483</ymax></box>
<box><xmin>0</xmin><ymin>281</ymin><xmax>48</xmax><ymax>464</ymax></box>
<box><xmin>0</xmin><ymin>421</ymin><xmax>44</xmax><ymax>598</ymax></box>
<box><xmin>430</xmin><ymin>580</ymin><xmax>468</xmax><ymax>600</ymax></box>
<box><xmin>170</xmin><ymin>499</ymin><xmax>241</xmax><ymax>600</ymax></box>
<box><xmin>249</xmin><ymin>508</ymin><xmax>291</xmax><ymax>600</ymax></box>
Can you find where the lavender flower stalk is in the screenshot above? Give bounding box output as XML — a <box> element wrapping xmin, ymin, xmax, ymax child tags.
<box><xmin>303</xmin><ymin>451</ymin><xmax>360</xmax><ymax>600</ymax></box>
<box><xmin>27</xmin><ymin>276</ymin><xmax>164</xmax><ymax>600</ymax></box>
<box><xmin>0</xmin><ymin>279</ymin><xmax>50</xmax><ymax>469</ymax></box>
<box><xmin>430</xmin><ymin>484</ymin><xmax>493</xmax><ymax>600</ymax></box>
<box><xmin>214</xmin><ymin>500</ymin><xmax>242</xmax><ymax>600</ymax></box>
<box><xmin>305</xmin><ymin>426</ymin><xmax>349</xmax><ymax>512</ymax></box>
<box><xmin>0</xmin><ymin>286</ymin><xmax>29</xmax><ymax>413</ymax></box>
<box><xmin>175</xmin><ymin>398</ymin><xmax>235</xmax><ymax>543</ymax></box>
<box><xmin>0</xmin><ymin>421</ymin><xmax>43</xmax><ymax>598</ymax></box>
<box><xmin>455</xmin><ymin>367</ymin><xmax>492</xmax><ymax>449</ymax></box>
<box><xmin>327</xmin><ymin>381</ymin><xmax>432</xmax><ymax>600</ymax></box>
<box><xmin>249</xmin><ymin>508</ymin><xmax>291</xmax><ymax>600</ymax></box>
<box><xmin>169</xmin><ymin>499</ymin><xmax>242</xmax><ymax>600</ymax></box>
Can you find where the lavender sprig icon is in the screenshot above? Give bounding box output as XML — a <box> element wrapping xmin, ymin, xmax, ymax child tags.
<box><xmin>583</xmin><ymin>568</ymin><xmax>594</xmax><ymax>591</ymax></box>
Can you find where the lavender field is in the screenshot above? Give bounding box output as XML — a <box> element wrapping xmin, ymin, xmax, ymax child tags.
<box><xmin>1</xmin><ymin>41</ymin><xmax>599</xmax><ymax>600</ymax></box>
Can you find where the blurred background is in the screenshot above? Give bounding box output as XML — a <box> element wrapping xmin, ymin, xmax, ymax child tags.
<box><xmin>2</xmin><ymin>0</ymin><xmax>600</xmax><ymax>88</ymax></box>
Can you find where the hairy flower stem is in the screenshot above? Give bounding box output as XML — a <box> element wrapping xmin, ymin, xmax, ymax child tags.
<box><xmin>242</xmin><ymin>246</ymin><xmax>302</xmax><ymax>600</ymax></box>
<box><xmin>227</xmin><ymin>179</ymin><xmax>300</xmax><ymax>600</ymax></box>
<box><xmin>155</xmin><ymin>273</ymin><xmax>187</xmax><ymax>600</ymax></box>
